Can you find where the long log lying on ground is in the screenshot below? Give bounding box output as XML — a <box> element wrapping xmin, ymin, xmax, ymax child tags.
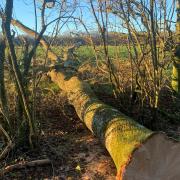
<box><xmin>12</xmin><ymin>20</ymin><xmax>180</xmax><ymax>180</ymax></box>
<box><xmin>48</xmin><ymin>69</ymin><xmax>180</xmax><ymax>180</ymax></box>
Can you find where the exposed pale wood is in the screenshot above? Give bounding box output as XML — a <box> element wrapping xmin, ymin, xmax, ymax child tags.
<box><xmin>122</xmin><ymin>133</ymin><xmax>180</xmax><ymax>180</ymax></box>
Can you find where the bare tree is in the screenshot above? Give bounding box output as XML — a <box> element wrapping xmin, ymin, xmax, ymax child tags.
<box><xmin>0</xmin><ymin>0</ymin><xmax>76</xmax><ymax>152</ymax></box>
<box><xmin>108</xmin><ymin>0</ymin><xmax>176</xmax><ymax>129</ymax></box>
<box><xmin>89</xmin><ymin>0</ymin><xmax>121</xmax><ymax>97</ymax></box>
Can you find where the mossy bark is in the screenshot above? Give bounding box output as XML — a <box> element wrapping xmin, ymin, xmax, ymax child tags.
<box><xmin>172</xmin><ymin>61</ymin><xmax>180</xmax><ymax>92</ymax></box>
<box><xmin>0</xmin><ymin>41</ymin><xmax>11</xmax><ymax>131</ymax></box>
<box><xmin>48</xmin><ymin>69</ymin><xmax>153</xmax><ymax>176</ymax></box>
<box><xmin>172</xmin><ymin>0</ymin><xmax>180</xmax><ymax>93</ymax></box>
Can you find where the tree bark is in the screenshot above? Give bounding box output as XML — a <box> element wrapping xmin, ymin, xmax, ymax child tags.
<box><xmin>11</xmin><ymin>19</ymin><xmax>59</xmax><ymax>63</ymax></box>
<box><xmin>48</xmin><ymin>69</ymin><xmax>180</xmax><ymax>180</ymax></box>
<box><xmin>2</xmin><ymin>0</ymin><xmax>37</xmax><ymax>148</ymax></box>
<box><xmin>0</xmin><ymin>40</ymin><xmax>11</xmax><ymax>130</ymax></box>
<box><xmin>172</xmin><ymin>0</ymin><xmax>180</xmax><ymax>93</ymax></box>
<box><xmin>11</xmin><ymin>19</ymin><xmax>180</xmax><ymax>180</ymax></box>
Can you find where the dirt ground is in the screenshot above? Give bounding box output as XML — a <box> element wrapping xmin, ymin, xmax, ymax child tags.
<box><xmin>1</xmin><ymin>92</ymin><xmax>116</xmax><ymax>180</ymax></box>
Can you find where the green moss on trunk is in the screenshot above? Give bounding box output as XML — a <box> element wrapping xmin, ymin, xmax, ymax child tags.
<box><xmin>48</xmin><ymin>70</ymin><xmax>153</xmax><ymax>173</ymax></box>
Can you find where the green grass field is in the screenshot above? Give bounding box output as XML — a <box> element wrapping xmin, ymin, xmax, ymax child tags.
<box><xmin>76</xmin><ymin>45</ymin><xmax>130</xmax><ymax>61</ymax></box>
<box><xmin>32</xmin><ymin>45</ymin><xmax>130</xmax><ymax>63</ymax></box>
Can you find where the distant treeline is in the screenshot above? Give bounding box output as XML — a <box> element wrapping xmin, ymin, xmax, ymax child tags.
<box><xmin>0</xmin><ymin>31</ymin><xmax>174</xmax><ymax>46</ymax></box>
<box><xmin>0</xmin><ymin>32</ymin><xmax>129</xmax><ymax>46</ymax></box>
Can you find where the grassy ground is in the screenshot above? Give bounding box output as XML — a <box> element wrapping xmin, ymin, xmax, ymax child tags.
<box><xmin>31</xmin><ymin>45</ymin><xmax>130</xmax><ymax>62</ymax></box>
<box><xmin>76</xmin><ymin>45</ymin><xmax>130</xmax><ymax>61</ymax></box>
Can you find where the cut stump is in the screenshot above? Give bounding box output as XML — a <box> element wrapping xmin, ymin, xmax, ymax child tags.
<box><xmin>120</xmin><ymin>133</ymin><xmax>180</xmax><ymax>180</ymax></box>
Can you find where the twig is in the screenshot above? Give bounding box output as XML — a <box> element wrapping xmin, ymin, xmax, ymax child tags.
<box><xmin>0</xmin><ymin>158</ymin><xmax>51</xmax><ymax>177</ymax></box>
<box><xmin>0</xmin><ymin>141</ymin><xmax>14</xmax><ymax>161</ymax></box>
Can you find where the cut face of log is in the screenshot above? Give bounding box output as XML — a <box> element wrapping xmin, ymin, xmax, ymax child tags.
<box><xmin>48</xmin><ymin>70</ymin><xmax>180</xmax><ymax>180</ymax></box>
<box><xmin>122</xmin><ymin>133</ymin><xmax>180</xmax><ymax>180</ymax></box>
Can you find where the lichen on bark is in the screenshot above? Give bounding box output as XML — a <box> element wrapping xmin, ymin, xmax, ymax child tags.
<box><xmin>48</xmin><ymin>69</ymin><xmax>153</xmax><ymax>173</ymax></box>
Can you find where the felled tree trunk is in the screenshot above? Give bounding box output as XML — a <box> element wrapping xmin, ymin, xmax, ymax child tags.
<box><xmin>48</xmin><ymin>69</ymin><xmax>180</xmax><ymax>180</ymax></box>
<box><xmin>12</xmin><ymin>20</ymin><xmax>180</xmax><ymax>180</ymax></box>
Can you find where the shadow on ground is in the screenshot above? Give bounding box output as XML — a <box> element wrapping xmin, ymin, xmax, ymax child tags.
<box><xmin>2</xmin><ymin>92</ymin><xmax>116</xmax><ymax>180</ymax></box>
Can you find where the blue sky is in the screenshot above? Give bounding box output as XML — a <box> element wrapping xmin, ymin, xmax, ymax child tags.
<box><xmin>13</xmin><ymin>0</ymin><xmax>36</xmax><ymax>29</ymax></box>
<box><xmin>12</xmin><ymin>0</ymin><xmax>94</xmax><ymax>35</ymax></box>
<box><xmin>0</xmin><ymin>0</ymin><xmax>176</xmax><ymax>35</ymax></box>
